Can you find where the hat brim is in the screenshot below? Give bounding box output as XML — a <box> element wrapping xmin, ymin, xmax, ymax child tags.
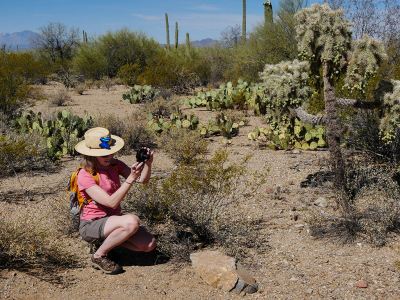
<box><xmin>75</xmin><ymin>135</ymin><xmax>124</xmax><ymax>156</ymax></box>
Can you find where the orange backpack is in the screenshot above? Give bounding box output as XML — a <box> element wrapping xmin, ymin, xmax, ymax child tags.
<box><xmin>67</xmin><ymin>162</ymin><xmax>119</xmax><ymax>216</ymax></box>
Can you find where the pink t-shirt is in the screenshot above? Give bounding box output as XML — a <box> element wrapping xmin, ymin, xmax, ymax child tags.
<box><xmin>77</xmin><ymin>159</ymin><xmax>127</xmax><ymax>221</ymax></box>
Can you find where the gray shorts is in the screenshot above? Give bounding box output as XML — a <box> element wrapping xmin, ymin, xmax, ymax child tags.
<box><xmin>79</xmin><ymin>217</ymin><xmax>110</xmax><ymax>244</ymax></box>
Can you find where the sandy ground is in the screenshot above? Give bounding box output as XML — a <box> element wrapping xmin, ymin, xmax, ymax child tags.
<box><xmin>1</xmin><ymin>82</ymin><xmax>400</xmax><ymax>299</ymax></box>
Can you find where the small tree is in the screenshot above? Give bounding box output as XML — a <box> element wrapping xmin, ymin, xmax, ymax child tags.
<box><xmin>31</xmin><ymin>22</ymin><xmax>79</xmax><ymax>63</ymax></box>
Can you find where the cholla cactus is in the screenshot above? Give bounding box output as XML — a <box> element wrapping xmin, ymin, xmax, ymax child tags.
<box><xmin>381</xmin><ymin>80</ymin><xmax>400</xmax><ymax>144</ymax></box>
<box><xmin>296</xmin><ymin>3</ymin><xmax>353</xmax><ymax>69</ymax></box>
<box><xmin>259</xmin><ymin>59</ymin><xmax>312</xmax><ymax>117</ymax></box>
<box><xmin>259</xmin><ymin>3</ymin><xmax>396</xmax><ymax>206</ymax></box>
<box><xmin>344</xmin><ymin>35</ymin><xmax>387</xmax><ymax>93</ymax></box>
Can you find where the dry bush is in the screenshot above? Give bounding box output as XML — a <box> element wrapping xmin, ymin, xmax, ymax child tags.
<box><xmin>0</xmin><ymin>129</ymin><xmax>54</xmax><ymax>177</ymax></box>
<box><xmin>144</xmin><ymin>95</ymin><xmax>180</xmax><ymax>119</ymax></box>
<box><xmin>124</xmin><ymin>149</ymin><xmax>268</xmax><ymax>262</ymax></box>
<box><xmin>0</xmin><ymin>203</ymin><xmax>81</xmax><ymax>270</ymax></box>
<box><xmin>74</xmin><ymin>83</ymin><xmax>88</xmax><ymax>95</ymax></box>
<box><xmin>308</xmin><ymin>156</ymin><xmax>400</xmax><ymax>246</ymax></box>
<box><xmin>222</xmin><ymin>109</ymin><xmax>250</xmax><ymax>126</ymax></box>
<box><xmin>94</xmin><ymin>112</ymin><xmax>155</xmax><ymax>154</ymax></box>
<box><xmin>155</xmin><ymin>128</ymin><xmax>208</xmax><ymax>165</ymax></box>
<box><xmin>48</xmin><ymin>89</ymin><xmax>72</xmax><ymax>106</ymax></box>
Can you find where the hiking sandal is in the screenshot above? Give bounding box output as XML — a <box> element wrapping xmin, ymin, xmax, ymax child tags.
<box><xmin>91</xmin><ymin>255</ymin><xmax>122</xmax><ymax>275</ymax></box>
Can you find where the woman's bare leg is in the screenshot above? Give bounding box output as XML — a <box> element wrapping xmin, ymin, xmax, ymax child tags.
<box><xmin>119</xmin><ymin>226</ymin><xmax>156</xmax><ymax>252</ymax></box>
<box><xmin>94</xmin><ymin>214</ymin><xmax>140</xmax><ymax>257</ymax></box>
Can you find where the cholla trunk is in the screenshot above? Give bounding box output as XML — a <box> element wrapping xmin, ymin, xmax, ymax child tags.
<box><xmin>323</xmin><ymin>61</ymin><xmax>348</xmax><ymax>206</ymax></box>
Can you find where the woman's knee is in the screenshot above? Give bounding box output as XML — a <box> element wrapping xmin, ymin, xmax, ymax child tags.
<box><xmin>146</xmin><ymin>237</ymin><xmax>156</xmax><ymax>252</ymax></box>
<box><xmin>123</xmin><ymin>214</ymin><xmax>140</xmax><ymax>233</ymax></box>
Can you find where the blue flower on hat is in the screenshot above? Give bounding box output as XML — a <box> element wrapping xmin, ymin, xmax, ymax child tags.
<box><xmin>99</xmin><ymin>137</ymin><xmax>111</xmax><ymax>149</ymax></box>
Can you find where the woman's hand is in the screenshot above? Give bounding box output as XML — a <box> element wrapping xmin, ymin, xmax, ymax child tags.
<box><xmin>141</xmin><ymin>147</ymin><xmax>154</xmax><ymax>166</ymax></box>
<box><xmin>129</xmin><ymin>161</ymin><xmax>144</xmax><ymax>182</ymax></box>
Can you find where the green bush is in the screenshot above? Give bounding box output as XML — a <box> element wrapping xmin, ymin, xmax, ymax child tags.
<box><xmin>0</xmin><ymin>51</ymin><xmax>38</xmax><ymax>115</ymax></box>
<box><xmin>72</xmin><ymin>43</ymin><xmax>108</xmax><ymax>80</ymax></box>
<box><xmin>97</xmin><ymin>28</ymin><xmax>162</xmax><ymax>78</ymax></box>
<box><xmin>117</xmin><ymin>61</ymin><xmax>142</xmax><ymax>86</ymax></box>
<box><xmin>137</xmin><ymin>51</ymin><xmax>200</xmax><ymax>94</ymax></box>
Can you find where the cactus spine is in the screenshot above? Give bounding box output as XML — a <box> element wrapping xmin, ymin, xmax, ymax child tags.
<box><xmin>242</xmin><ymin>0</ymin><xmax>246</xmax><ymax>41</ymax></box>
<box><xmin>165</xmin><ymin>13</ymin><xmax>170</xmax><ymax>50</ymax></box>
<box><xmin>263</xmin><ymin>1</ymin><xmax>273</xmax><ymax>25</ymax></box>
<box><xmin>175</xmin><ymin>22</ymin><xmax>178</xmax><ymax>49</ymax></box>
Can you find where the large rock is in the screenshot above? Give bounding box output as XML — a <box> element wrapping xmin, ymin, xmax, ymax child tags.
<box><xmin>190</xmin><ymin>250</ymin><xmax>258</xmax><ymax>294</ymax></box>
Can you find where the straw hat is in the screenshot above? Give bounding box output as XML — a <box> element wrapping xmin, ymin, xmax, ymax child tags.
<box><xmin>75</xmin><ymin>127</ymin><xmax>124</xmax><ymax>156</ymax></box>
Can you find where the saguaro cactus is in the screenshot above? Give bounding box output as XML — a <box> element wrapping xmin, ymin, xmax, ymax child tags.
<box><xmin>82</xmin><ymin>30</ymin><xmax>87</xmax><ymax>43</ymax></box>
<box><xmin>165</xmin><ymin>13</ymin><xmax>170</xmax><ymax>50</ymax></box>
<box><xmin>175</xmin><ymin>22</ymin><xmax>179</xmax><ymax>49</ymax></box>
<box><xmin>186</xmin><ymin>32</ymin><xmax>190</xmax><ymax>48</ymax></box>
<box><xmin>263</xmin><ymin>1</ymin><xmax>273</xmax><ymax>24</ymax></box>
<box><xmin>242</xmin><ymin>0</ymin><xmax>246</xmax><ymax>41</ymax></box>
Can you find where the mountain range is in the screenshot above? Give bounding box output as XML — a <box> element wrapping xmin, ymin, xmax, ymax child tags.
<box><xmin>0</xmin><ymin>30</ymin><xmax>36</xmax><ymax>50</ymax></box>
<box><xmin>0</xmin><ymin>30</ymin><xmax>217</xmax><ymax>50</ymax></box>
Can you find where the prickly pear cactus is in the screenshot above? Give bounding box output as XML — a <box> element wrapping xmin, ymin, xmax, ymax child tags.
<box><xmin>247</xmin><ymin>118</ymin><xmax>327</xmax><ymax>150</ymax></box>
<box><xmin>122</xmin><ymin>85</ymin><xmax>160</xmax><ymax>103</ymax></box>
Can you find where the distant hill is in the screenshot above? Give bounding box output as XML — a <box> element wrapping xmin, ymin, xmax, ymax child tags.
<box><xmin>1</xmin><ymin>30</ymin><xmax>218</xmax><ymax>50</ymax></box>
<box><xmin>0</xmin><ymin>30</ymin><xmax>36</xmax><ymax>50</ymax></box>
<box><xmin>193</xmin><ymin>38</ymin><xmax>218</xmax><ymax>47</ymax></box>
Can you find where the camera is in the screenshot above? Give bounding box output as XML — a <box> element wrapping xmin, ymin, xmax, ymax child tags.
<box><xmin>136</xmin><ymin>148</ymin><xmax>150</xmax><ymax>163</ymax></box>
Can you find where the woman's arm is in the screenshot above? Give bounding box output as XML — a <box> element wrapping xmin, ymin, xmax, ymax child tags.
<box><xmin>85</xmin><ymin>161</ymin><xmax>144</xmax><ymax>209</ymax></box>
<box><xmin>119</xmin><ymin>148</ymin><xmax>153</xmax><ymax>184</ymax></box>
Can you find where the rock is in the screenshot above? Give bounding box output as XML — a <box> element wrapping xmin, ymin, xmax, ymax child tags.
<box><xmin>190</xmin><ymin>250</ymin><xmax>258</xmax><ymax>294</ymax></box>
<box><xmin>292</xmin><ymin>149</ymin><xmax>301</xmax><ymax>154</ymax></box>
<box><xmin>355</xmin><ymin>280</ymin><xmax>368</xmax><ymax>288</ymax></box>
<box><xmin>233</xmin><ymin>263</ymin><xmax>258</xmax><ymax>294</ymax></box>
<box><xmin>314</xmin><ymin>197</ymin><xmax>328</xmax><ymax>208</ymax></box>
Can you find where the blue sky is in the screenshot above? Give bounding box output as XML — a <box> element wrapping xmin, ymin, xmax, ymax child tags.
<box><xmin>1</xmin><ymin>0</ymin><xmax>320</xmax><ymax>43</ymax></box>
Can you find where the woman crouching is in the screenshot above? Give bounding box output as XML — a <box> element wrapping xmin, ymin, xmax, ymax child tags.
<box><xmin>75</xmin><ymin>127</ymin><xmax>156</xmax><ymax>274</ymax></box>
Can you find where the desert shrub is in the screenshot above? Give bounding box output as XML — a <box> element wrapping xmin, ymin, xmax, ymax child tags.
<box><xmin>0</xmin><ymin>204</ymin><xmax>80</xmax><ymax>269</ymax></box>
<box><xmin>72</xmin><ymin>43</ymin><xmax>108</xmax><ymax>80</ymax></box>
<box><xmin>124</xmin><ymin>150</ymin><xmax>268</xmax><ymax>261</ymax></box>
<box><xmin>117</xmin><ymin>61</ymin><xmax>142</xmax><ymax>86</ymax></box>
<box><xmin>0</xmin><ymin>51</ymin><xmax>38</xmax><ymax>115</ymax></box>
<box><xmin>101</xmin><ymin>76</ymin><xmax>116</xmax><ymax>91</ymax></box>
<box><xmin>48</xmin><ymin>88</ymin><xmax>72</xmax><ymax>106</ymax></box>
<box><xmin>342</xmin><ymin>110</ymin><xmax>400</xmax><ymax>164</ymax></box>
<box><xmin>144</xmin><ymin>95</ymin><xmax>180</xmax><ymax>119</ymax></box>
<box><xmin>97</xmin><ymin>28</ymin><xmax>162</xmax><ymax>78</ymax></box>
<box><xmin>94</xmin><ymin>113</ymin><xmax>154</xmax><ymax>154</ymax></box>
<box><xmin>137</xmin><ymin>52</ymin><xmax>200</xmax><ymax>94</ymax></box>
<box><xmin>308</xmin><ymin>154</ymin><xmax>400</xmax><ymax>246</ymax></box>
<box><xmin>155</xmin><ymin>127</ymin><xmax>208</xmax><ymax>165</ymax></box>
<box><xmin>0</xmin><ymin>129</ymin><xmax>53</xmax><ymax>177</ymax></box>
<box><xmin>222</xmin><ymin>109</ymin><xmax>250</xmax><ymax>126</ymax></box>
<box><xmin>74</xmin><ymin>83</ymin><xmax>88</xmax><ymax>95</ymax></box>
